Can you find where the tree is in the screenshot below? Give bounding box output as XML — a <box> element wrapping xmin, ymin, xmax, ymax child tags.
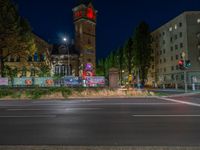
<box><xmin>116</xmin><ymin>47</ymin><xmax>125</xmax><ymax>85</ymax></box>
<box><xmin>133</xmin><ymin>21</ymin><xmax>152</xmax><ymax>85</ymax></box>
<box><xmin>123</xmin><ymin>38</ymin><xmax>134</xmax><ymax>75</ymax></box>
<box><xmin>0</xmin><ymin>0</ymin><xmax>36</xmax><ymax>77</ymax></box>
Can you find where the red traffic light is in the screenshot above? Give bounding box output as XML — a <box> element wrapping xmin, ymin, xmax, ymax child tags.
<box><xmin>178</xmin><ymin>60</ymin><xmax>184</xmax><ymax>65</ymax></box>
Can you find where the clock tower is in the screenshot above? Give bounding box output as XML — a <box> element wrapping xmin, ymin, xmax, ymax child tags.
<box><xmin>73</xmin><ymin>0</ymin><xmax>97</xmax><ymax>77</ymax></box>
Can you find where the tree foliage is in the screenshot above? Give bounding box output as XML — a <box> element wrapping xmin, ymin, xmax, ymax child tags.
<box><xmin>96</xmin><ymin>21</ymin><xmax>152</xmax><ymax>86</ymax></box>
<box><xmin>0</xmin><ymin>0</ymin><xmax>36</xmax><ymax>76</ymax></box>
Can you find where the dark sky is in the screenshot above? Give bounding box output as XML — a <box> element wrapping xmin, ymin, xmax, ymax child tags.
<box><xmin>13</xmin><ymin>0</ymin><xmax>200</xmax><ymax>59</ymax></box>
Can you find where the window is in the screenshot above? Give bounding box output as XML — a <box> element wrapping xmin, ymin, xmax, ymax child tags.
<box><xmin>176</xmin><ymin>65</ymin><xmax>179</xmax><ymax>70</ymax></box>
<box><xmin>180</xmin><ymin>43</ymin><xmax>183</xmax><ymax>48</ymax></box>
<box><xmin>16</xmin><ymin>56</ymin><xmax>20</xmax><ymax>62</ymax></box>
<box><xmin>174</xmin><ymin>34</ymin><xmax>178</xmax><ymax>40</ymax></box>
<box><xmin>169</xmin><ymin>27</ymin><xmax>172</xmax><ymax>31</ymax></box>
<box><xmin>163</xmin><ymin>49</ymin><xmax>166</xmax><ymax>54</ymax></box>
<box><xmin>174</xmin><ymin>24</ymin><xmax>177</xmax><ymax>30</ymax></box>
<box><xmin>197</xmin><ymin>18</ymin><xmax>200</xmax><ymax>24</ymax></box>
<box><xmin>163</xmin><ymin>40</ymin><xmax>165</xmax><ymax>45</ymax></box>
<box><xmin>176</xmin><ymin>75</ymin><xmax>179</xmax><ymax>81</ymax></box>
<box><xmin>171</xmin><ymin>74</ymin><xmax>174</xmax><ymax>80</ymax></box>
<box><xmin>180</xmin><ymin>32</ymin><xmax>182</xmax><ymax>38</ymax></box>
<box><xmin>171</xmin><ymin>56</ymin><xmax>173</xmax><ymax>61</ymax></box>
<box><xmin>164</xmin><ymin>68</ymin><xmax>166</xmax><ymax>72</ymax></box>
<box><xmin>171</xmin><ymin>47</ymin><xmax>173</xmax><ymax>52</ymax></box>
<box><xmin>171</xmin><ymin>66</ymin><xmax>174</xmax><ymax>71</ymax></box>
<box><xmin>160</xmin><ymin>59</ymin><xmax>162</xmax><ymax>64</ymax></box>
<box><xmin>160</xmin><ymin>50</ymin><xmax>162</xmax><ymax>55</ymax></box>
<box><xmin>88</xmin><ymin>39</ymin><xmax>91</xmax><ymax>45</ymax></box>
<box><xmin>181</xmin><ymin>74</ymin><xmax>184</xmax><ymax>80</ymax></box>
<box><xmin>164</xmin><ymin>58</ymin><xmax>166</xmax><ymax>63</ymax></box>
<box><xmin>152</xmin><ymin>65</ymin><xmax>154</xmax><ymax>69</ymax></box>
<box><xmin>170</xmin><ymin>37</ymin><xmax>173</xmax><ymax>42</ymax></box>
<box><xmin>34</xmin><ymin>53</ymin><xmax>38</xmax><ymax>62</ymax></box>
<box><xmin>176</xmin><ymin>55</ymin><xmax>179</xmax><ymax>60</ymax></box>
<box><xmin>55</xmin><ymin>65</ymin><xmax>60</xmax><ymax>75</ymax></box>
<box><xmin>179</xmin><ymin>22</ymin><xmax>182</xmax><ymax>27</ymax></box>
<box><xmin>31</xmin><ymin>68</ymin><xmax>35</xmax><ymax>77</ymax></box>
<box><xmin>22</xmin><ymin>67</ymin><xmax>27</xmax><ymax>77</ymax></box>
<box><xmin>163</xmin><ymin>32</ymin><xmax>165</xmax><ymax>36</ymax></box>
<box><xmin>175</xmin><ymin>45</ymin><xmax>178</xmax><ymax>50</ymax></box>
<box><xmin>28</xmin><ymin>56</ymin><xmax>32</xmax><ymax>62</ymax></box>
<box><xmin>10</xmin><ymin>56</ymin><xmax>14</xmax><ymax>62</ymax></box>
<box><xmin>61</xmin><ymin>65</ymin><xmax>65</xmax><ymax>76</ymax></box>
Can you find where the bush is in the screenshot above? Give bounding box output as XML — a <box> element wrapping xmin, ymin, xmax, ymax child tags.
<box><xmin>0</xmin><ymin>88</ymin><xmax>13</xmax><ymax>98</ymax></box>
<box><xmin>61</xmin><ymin>88</ymin><xmax>72</xmax><ymax>98</ymax></box>
<box><xmin>25</xmin><ymin>88</ymin><xmax>48</xmax><ymax>99</ymax></box>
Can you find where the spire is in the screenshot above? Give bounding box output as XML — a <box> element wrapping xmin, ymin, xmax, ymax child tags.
<box><xmin>76</xmin><ymin>0</ymin><xmax>92</xmax><ymax>6</ymax></box>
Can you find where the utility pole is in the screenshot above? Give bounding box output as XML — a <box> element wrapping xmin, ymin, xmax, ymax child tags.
<box><xmin>182</xmin><ymin>52</ymin><xmax>188</xmax><ymax>93</ymax></box>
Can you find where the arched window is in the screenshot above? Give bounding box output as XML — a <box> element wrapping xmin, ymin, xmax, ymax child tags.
<box><xmin>28</xmin><ymin>56</ymin><xmax>32</xmax><ymax>62</ymax></box>
<box><xmin>34</xmin><ymin>52</ymin><xmax>38</xmax><ymax>62</ymax></box>
<box><xmin>55</xmin><ymin>65</ymin><xmax>59</xmax><ymax>75</ymax></box>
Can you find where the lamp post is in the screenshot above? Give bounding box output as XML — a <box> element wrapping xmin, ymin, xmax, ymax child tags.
<box><xmin>63</xmin><ymin>37</ymin><xmax>70</xmax><ymax>76</ymax></box>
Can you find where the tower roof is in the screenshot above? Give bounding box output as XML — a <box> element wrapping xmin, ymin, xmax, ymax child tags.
<box><xmin>76</xmin><ymin>0</ymin><xmax>92</xmax><ymax>6</ymax></box>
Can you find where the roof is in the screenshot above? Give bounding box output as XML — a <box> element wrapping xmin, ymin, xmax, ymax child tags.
<box><xmin>75</xmin><ymin>0</ymin><xmax>92</xmax><ymax>6</ymax></box>
<box><xmin>51</xmin><ymin>44</ymin><xmax>79</xmax><ymax>55</ymax></box>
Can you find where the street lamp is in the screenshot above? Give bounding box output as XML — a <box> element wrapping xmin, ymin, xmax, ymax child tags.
<box><xmin>63</xmin><ymin>37</ymin><xmax>70</xmax><ymax>76</ymax></box>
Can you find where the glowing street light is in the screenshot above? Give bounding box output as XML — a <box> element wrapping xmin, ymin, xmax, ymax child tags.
<box><xmin>63</xmin><ymin>37</ymin><xmax>70</xmax><ymax>76</ymax></box>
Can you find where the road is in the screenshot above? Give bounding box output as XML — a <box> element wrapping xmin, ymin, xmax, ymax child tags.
<box><xmin>0</xmin><ymin>95</ymin><xmax>200</xmax><ymax>146</ymax></box>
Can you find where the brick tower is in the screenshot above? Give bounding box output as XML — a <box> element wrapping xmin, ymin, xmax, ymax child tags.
<box><xmin>72</xmin><ymin>0</ymin><xmax>97</xmax><ymax>77</ymax></box>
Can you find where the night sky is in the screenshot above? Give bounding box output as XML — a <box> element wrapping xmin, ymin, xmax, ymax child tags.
<box><xmin>13</xmin><ymin>0</ymin><xmax>200</xmax><ymax>59</ymax></box>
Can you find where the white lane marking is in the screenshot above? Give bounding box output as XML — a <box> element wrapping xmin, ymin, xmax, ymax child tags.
<box><xmin>7</xmin><ymin>109</ymin><xmax>60</xmax><ymax>111</ymax></box>
<box><xmin>133</xmin><ymin>115</ymin><xmax>200</xmax><ymax>117</ymax></box>
<box><xmin>0</xmin><ymin>115</ymin><xmax>56</xmax><ymax>118</ymax></box>
<box><xmin>160</xmin><ymin>97</ymin><xmax>200</xmax><ymax>107</ymax></box>
<box><xmin>65</xmin><ymin>108</ymin><xmax>103</xmax><ymax>111</ymax></box>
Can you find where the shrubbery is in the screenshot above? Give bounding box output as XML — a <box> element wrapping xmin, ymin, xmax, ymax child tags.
<box><xmin>0</xmin><ymin>87</ymin><xmax>73</xmax><ymax>100</ymax></box>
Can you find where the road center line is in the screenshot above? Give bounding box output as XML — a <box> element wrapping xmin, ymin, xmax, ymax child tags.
<box><xmin>133</xmin><ymin>115</ymin><xmax>200</xmax><ymax>117</ymax></box>
<box><xmin>160</xmin><ymin>97</ymin><xmax>200</xmax><ymax>107</ymax></box>
<box><xmin>0</xmin><ymin>115</ymin><xmax>56</xmax><ymax>118</ymax></box>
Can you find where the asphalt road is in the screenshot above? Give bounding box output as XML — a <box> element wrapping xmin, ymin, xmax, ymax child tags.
<box><xmin>0</xmin><ymin>96</ymin><xmax>200</xmax><ymax>146</ymax></box>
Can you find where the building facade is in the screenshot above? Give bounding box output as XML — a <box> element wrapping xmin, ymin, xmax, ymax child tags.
<box><xmin>51</xmin><ymin>44</ymin><xmax>79</xmax><ymax>76</ymax></box>
<box><xmin>51</xmin><ymin>1</ymin><xmax>97</xmax><ymax>77</ymax></box>
<box><xmin>148</xmin><ymin>11</ymin><xmax>200</xmax><ymax>88</ymax></box>
<box><xmin>73</xmin><ymin>1</ymin><xmax>97</xmax><ymax>77</ymax></box>
<box><xmin>2</xmin><ymin>34</ymin><xmax>51</xmax><ymax>77</ymax></box>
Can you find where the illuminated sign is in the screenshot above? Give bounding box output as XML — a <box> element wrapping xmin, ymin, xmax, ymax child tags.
<box><xmin>63</xmin><ymin>76</ymin><xmax>82</xmax><ymax>87</ymax></box>
<box><xmin>0</xmin><ymin>78</ymin><xmax>8</xmax><ymax>86</ymax></box>
<box><xmin>85</xmin><ymin>76</ymin><xmax>105</xmax><ymax>87</ymax></box>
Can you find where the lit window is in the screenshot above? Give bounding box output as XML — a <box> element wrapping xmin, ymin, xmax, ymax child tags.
<box><xmin>169</xmin><ymin>27</ymin><xmax>173</xmax><ymax>31</ymax></box>
<box><xmin>175</xmin><ymin>24</ymin><xmax>177</xmax><ymax>30</ymax></box>
<box><xmin>197</xmin><ymin>18</ymin><xmax>200</xmax><ymax>23</ymax></box>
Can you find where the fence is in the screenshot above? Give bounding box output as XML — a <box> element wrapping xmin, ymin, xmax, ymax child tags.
<box><xmin>0</xmin><ymin>76</ymin><xmax>106</xmax><ymax>88</ymax></box>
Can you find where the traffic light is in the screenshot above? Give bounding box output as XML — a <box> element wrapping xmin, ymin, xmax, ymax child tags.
<box><xmin>185</xmin><ymin>60</ymin><xmax>191</xmax><ymax>68</ymax></box>
<box><xmin>178</xmin><ymin>59</ymin><xmax>184</xmax><ymax>70</ymax></box>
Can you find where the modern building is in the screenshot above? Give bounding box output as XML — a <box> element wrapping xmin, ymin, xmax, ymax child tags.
<box><xmin>148</xmin><ymin>11</ymin><xmax>200</xmax><ymax>88</ymax></box>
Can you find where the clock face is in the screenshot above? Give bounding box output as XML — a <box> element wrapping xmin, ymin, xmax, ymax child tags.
<box><xmin>86</xmin><ymin>7</ymin><xmax>95</xmax><ymax>19</ymax></box>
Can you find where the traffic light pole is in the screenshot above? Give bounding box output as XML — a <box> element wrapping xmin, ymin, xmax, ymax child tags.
<box><xmin>183</xmin><ymin>54</ymin><xmax>188</xmax><ymax>93</ymax></box>
<box><xmin>184</xmin><ymin>70</ymin><xmax>188</xmax><ymax>93</ymax></box>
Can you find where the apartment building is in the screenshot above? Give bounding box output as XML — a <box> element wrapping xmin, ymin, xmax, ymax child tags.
<box><xmin>148</xmin><ymin>11</ymin><xmax>200</xmax><ymax>88</ymax></box>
